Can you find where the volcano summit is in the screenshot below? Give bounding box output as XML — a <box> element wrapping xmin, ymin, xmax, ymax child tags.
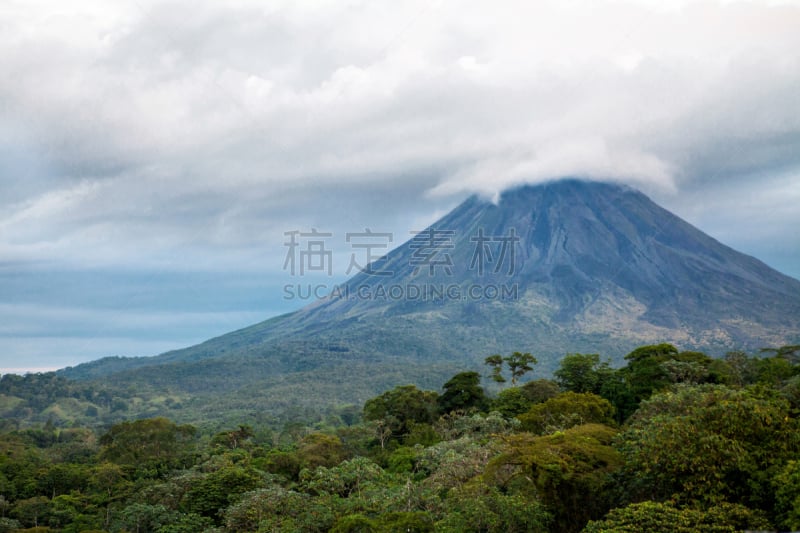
<box><xmin>63</xmin><ymin>179</ymin><xmax>800</xmax><ymax>407</ymax></box>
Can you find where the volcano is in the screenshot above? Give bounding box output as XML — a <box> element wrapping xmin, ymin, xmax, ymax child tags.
<box><xmin>62</xmin><ymin>180</ymin><xmax>800</xmax><ymax>412</ymax></box>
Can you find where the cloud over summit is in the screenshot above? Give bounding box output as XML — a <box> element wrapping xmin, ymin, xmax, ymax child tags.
<box><xmin>1</xmin><ymin>0</ymin><xmax>799</xmax><ymax>368</ymax></box>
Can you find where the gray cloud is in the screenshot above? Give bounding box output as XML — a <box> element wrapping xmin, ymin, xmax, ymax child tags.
<box><xmin>1</xmin><ymin>0</ymin><xmax>799</xmax><ymax>369</ymax></box>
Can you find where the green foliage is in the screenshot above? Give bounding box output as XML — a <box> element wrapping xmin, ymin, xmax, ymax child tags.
<box><xmin>485</xmin><ymin>352</ymin><xmax>537</xmax><ymax>386</ymax></box>
<box><xmin>223</xmin><ymin>486</ymin><xmax>334</xmax><ymax>533</ymax></box>
<box><xmin>99</xmin><ymin>418</ymin><xmax>196</xmax><ymax>478</ymax></box>
<box><xmin>261</xmin><ymin>450</ymin><xmax>303</xmax><ymax>481</ymax></box>
<box><xmin>182</xmin><ymin>465</ymin><xmax>262</xmax><ymax>521</ymax></box>
<box><xmin>300</xmin><ymin>457</ymin><xmax>385</xmax><ymax>498</ymax></box>
<box><xmin>0</xmin><ymin>517</ymin><xmax>20</xmax><ymax>533</ymax></box>
<box><xmin>505</xmin><ymin>352</ymin><xmax>537</xmax><ymax>386</ymax></box>
<box><xmin>297</xmin><ymin>433</ymin><xmax>347</xmax><ymax>469</ymax></box>
<box><xmin>753</xmin><ymin>355</ymin><xmax>799</xmax><ymax>386</ymax></box>
<box><xmin>11</xmin><ymin>496</ymin><xmax>50</xmax><ymax>529</ymax></box>
<box><xmin>484</xmin><ymin>355</ymin><xmax>506</xmax><ymax>384</ymax></box>
<box><xmin>363</xmin><ymin>385</ymin><xmax>438</xmax><ymax>445</ymax></box>
<box><xmin>210</xmin><ymin>425</ymin><xmax>254</xmax><ymax>450</ymax></box>
<box><xmin>0</xmin><ymin>347</ymin><xmax>798</xmax><ymax>533</ymax></box>
<box><xmin>437</xmin><ymin>481</ymin><xmax>551</xmax><ymax>532</ymax></box>
<box><xmin>487</xmin><ymin>424</ymin><xmax>621</xmax><ymax>532</ymax></box>
<box><xmin>433</xmin><ymin>411</ymin><xmax>518</xmax><ymax>444</ymax></box>
<box><xmin>416</xmin><ymin>435</ymin><xmax>499</xmax><ymax>494</ymax></box>
<box><xmin>116</xmin><ymin>502</ymin><xmax>176</xmax><ymax>533</ymax></box>
<box><xmin>625</xmin><ymin>343</ymin><xmax>679</xmax><ymax>363</ymax></box>
<box><xmin>775</xmin><ymin>460</ymin><xmax>800</xmax><ymax>529</ymax></box>
<box><xmin>610</xmin><ymin>344</ymin><xmax>723</xmax><ymax>421</ymax></box>
<box><xmin>554</xmin><ymin>353</ymin><xmax>612</xmax><ymax>394</ymax></box>
<box><xmin>157</xmin><ymin>512</ymin><xmax>215</xmax><ymax>533</ymax></box>
<box><xmin>617</xmin><ymin>384</ymin><xmax>800</xmax><ymax>512</ymax></box>
<box><xmin>517</xmin><ymin>392</ymin><xmax>615</xmax><ymax>434</ymax></box>
<box><xmin>583</xmin><ymin>500</ymin><xmax>771</xmax><ymax>532</ymax></box>
<box><xmin>386</xmin><ymin>447</ymin><xmax>417</xmax><ymax>473</ymax></box>
<box><xmin>330</xmin><ymin>512</ymin><xmax>436</xmax><ymax>533</ymax></box>
<box><xmin>490</xmin><ymin>387</ymin><xmax>532</xmax><ymax>417</ymax></box>
<box><xmin>519</xmin><ymin>379</ymin><xmax>560</xmax><ymax>404</ymax></box>
<box><xmin>377</xmin><ymin>511</ymin><xmax>435</xmax><ymax>532</ymax></box>
<box><xmin>438</xmin><ymin>372</ymin><xmax>488</xmax><ymax>414</ymax></box>
<box><xmin>330</xmin><ymin>513</ymin><xmax>378</xmax><ymax>533</ymax></box>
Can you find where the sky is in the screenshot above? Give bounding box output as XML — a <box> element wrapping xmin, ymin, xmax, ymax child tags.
<box><xmin>1</xmin><ymin>0</ymin><xmax>799</xmax><ymax>373</ymax></box>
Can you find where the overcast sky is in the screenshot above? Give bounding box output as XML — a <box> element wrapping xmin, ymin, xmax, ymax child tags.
<box><xmin>1</xmin><ymin>0</ymin><xmax>799</xmax><ymax>373</ymax></box>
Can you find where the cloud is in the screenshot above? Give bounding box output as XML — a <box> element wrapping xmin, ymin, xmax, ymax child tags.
<box><xmin>1</xmin><ymin>0</ymin><xmax>800</xmax><ymax>369</ymax></box>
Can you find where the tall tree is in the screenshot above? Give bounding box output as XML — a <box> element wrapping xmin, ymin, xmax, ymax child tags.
<box><xmin>505</xmin><ymin>352</ymin><xmax>537</xmax><ymax>386</ymax></box>
<box><xmin>363</xmin><ymin>385</ymin><xmax>439</xmax><ymax>443</ymax></box>
<box><xmin>555</xmin><ymin>353</ymin><xmax>611</xmax><ymax>394</ymax></box>
<box><xmin>484</xmin><ymin>355</ymin><xmax>506</xmax><ymax>384</ymax></box>
<box><xmin>438</xmin><ymin>371</ymin><xmax>488</xmax><ymax>414</ymax></box>
<box><xmin>484</xmin><ymin>352</ymin><xmax>538</xmax><ymax>386</ymax></box>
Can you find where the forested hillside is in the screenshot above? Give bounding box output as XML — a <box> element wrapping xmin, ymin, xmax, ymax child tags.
<box><xmin>2</xmin><ymin>343</ymin><xmax>800</xmax><ymax>532</ymax></box>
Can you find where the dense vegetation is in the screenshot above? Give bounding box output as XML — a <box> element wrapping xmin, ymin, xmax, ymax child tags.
<box><xmin>1</xmin><ymin>343</ymin><xmax>800</xmax><ymax>532</ymax></box>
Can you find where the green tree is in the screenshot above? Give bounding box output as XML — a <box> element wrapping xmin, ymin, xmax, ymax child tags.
<box><xmin>486</xmin><ymin>423</ymin><xmax>621</xmax><ymax>533</ymax></box>
<box><xmin>517</xmin><ymin>392</ymin><xmax>615</xmax><ymax>435</ymax></box>
<box><xmin>438</xmin><ymin>372</ymin><xmax>488</xmax><ymax>414</ymax></box>
<box><xmin>89</xmin><ymin>462</ymin><xmax>131</xmax><ymax>530</ymax></box>
<box><xmin>377</xmin><ymin>511</ymin><xmax>435</xmax><ymax>532</ymax></box>
<box><xmin>330</xmin><ymin>513</ymin><xmax>378</xmax><ymax>533</ymax></box>
<box><xmin>37</xmin><ymin>463</ymin><xmax>88</xmax><ymax>499</ymax></box>
<box><xmin>490</xmin><ymin>387</ymin><xmax>532</xmax><ymax>417</ymax></box>
<box><xmin>363</xmin><ymin>385</ymin><xmax>439</xmax><ymax>444</ymax></box>
<box><xmin>775</xmin><ymin>460</ymin><xmax>800</xmax><ymax>530</ymax></box>
<box><xmin>223</xmin><ymin>486</ymin><xmax>334</xmax><ymax>533</ymax></box>
<box><xmin>484</xmin><ymin>352</ymin><xmax>537</xmax><ymax>386</ymax></box>
<box><xmin>720</xmin><ymin>350</ymin><xmax>756</xmax><ymax>387</ymax></box>
<box><xmin>11</xmin><ymin>496</ymin><xmax>50</xmax><ymax>529</ymax></box>
<box><xmin>0</xmin><ymin>517</ymin><xmax>20</xmax><ymax>533</ymax></box>
<box><xmin>210</xmin><ymin>425</ymin><xmax>254</xmax><ymax>450</ymax></box>
<box><xmin>438</xmin><ymin>481</ymin><xmax>551</xmax><ymax>532</ymax></box>
<box><xmin>99</xmin><ymin>418</ymin><xmax>196</xmax><ymax>478</ymax></box>
<box><xmin>300</xmin><ymin>457</ymin><xmax>385</xmax><ymax>498</ymax></box>
<box><xmin>156</xmin><ymin>512</ymin><xmax>214</xmax><ymax>533</ymax></box>
<box><xmin>753</xmin><ymin>355</ymin><xmax>798</xmax><ymax>386</ymax></box>
<box><xmin>611</xmin><ymin>344</ymin><xmax>716</xmax><ymax>420</ymax></box>
<box><xmin>583</xmin><ymin>501</ymin><xmax>771</xmax><ymax>532</ymax></box>
<box><xmin>116</xmin><ymin>502</ymin><xmax>176</xmax><ymax>533</ymax></box>
<box><xmin>554</xmin><ymin>353</ymin><xmax>611</xmax><ymax>394</ymax></box>
<box><xmin>297</xmin><ymin>433</ymin><xmax>347</xmax><ymax>469</ymax></box>
<box><xmin>484</xmin><ymin>355</ymin><xmax>506</xmax><ymax>385</ymax></box>
<box><xmin>761</xmin><ymin>344</ymin><xmax>800</xmax><ymax>362</ymax></box>
<box><xmin>520</xmin><ymin>379</ymin><xmax>560</xmax><ymax>404</ymax></box>
<box><xmin>182</xmin><ymin>465</ymin><xmax>262</xmax><ymax>521</ymax></box>
<box><xmin>621</xmin><ymin>344</ymin><xmax>677</xmax><ymax>404</ymax></box>
<box><xmin>617</xmin><ymin>384</ymin><xmax>800</xmax><ymax>512</ymax></box>
<box><xmin>505</xmin><ymin>352</ymin><xmax>537</xmax><ymax>386</ymax></box>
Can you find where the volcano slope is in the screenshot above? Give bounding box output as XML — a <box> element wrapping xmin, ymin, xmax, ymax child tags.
<box><xmin>61</xmin><ymin>179</ymin><xmax>800</xmax><ymax>423</ymax></box>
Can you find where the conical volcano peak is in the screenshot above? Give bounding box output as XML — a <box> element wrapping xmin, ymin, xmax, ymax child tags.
<box><xmin>67</xmin><ymin>178</ymin><xmax>800</xmax><ymax>390</ymax></box>
<box><xmin>300</xmin><ymin>177</ymin><xmax>800</xmax><ymax>348</ymax></box>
